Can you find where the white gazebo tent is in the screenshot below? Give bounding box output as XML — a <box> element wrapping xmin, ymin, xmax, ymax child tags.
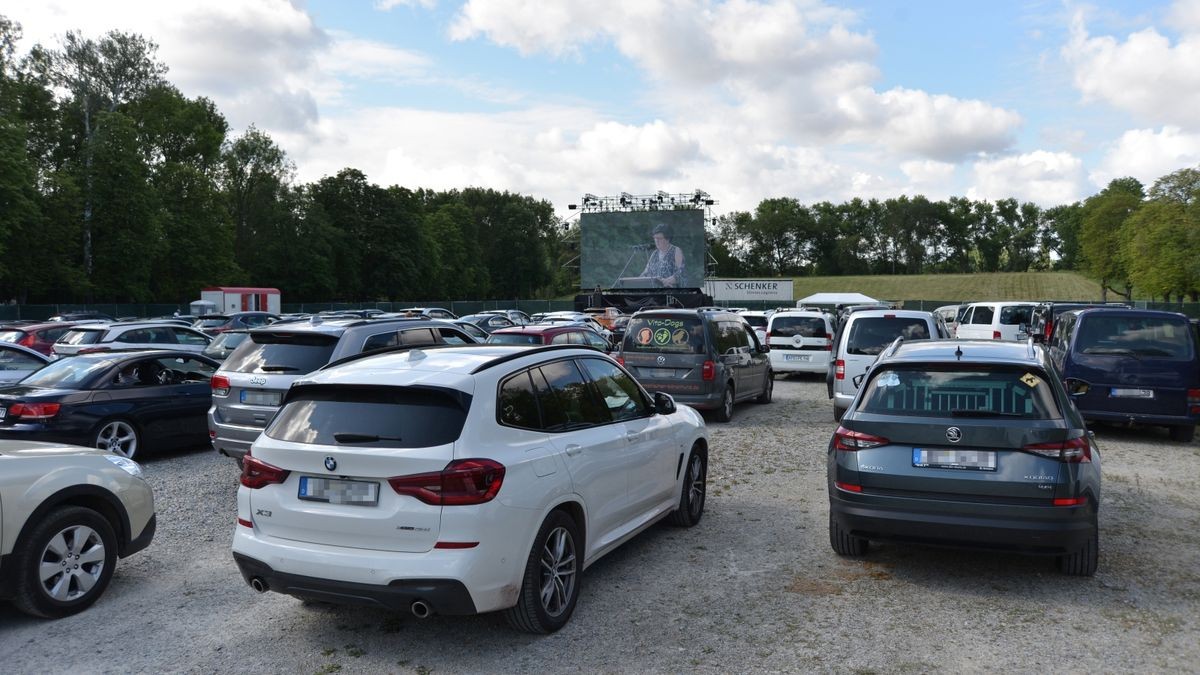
<box><xmin>795</xmin><ymin>292</ymin><xmax>880</xmax><ymax>307</ymax></box>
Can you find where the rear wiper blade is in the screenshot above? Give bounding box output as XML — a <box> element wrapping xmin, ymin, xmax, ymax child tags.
<box><xmin>333</xmin><ymin>433</ymin><xmax>403</xmax><ymax>443</ymax></box>
<box><xmin>949</xmin><ymin>409</ymin><xmax>1023</xmax><ymax>418</ymax></box>
<box><xmin>259</xmin><ymin>365</ymin><xmax>300</xmax><ymax>372</ymax></box>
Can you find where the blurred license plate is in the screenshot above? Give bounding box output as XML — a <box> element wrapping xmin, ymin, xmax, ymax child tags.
<box><xmin>0</xmin><ymin>407</ymin><xmax>6</xmax><ymax>420</ymax></box>
<box><xmin>912</xmin><ymin>448</ymin><xmax>996</xmax><ymax>471</ymax></box>
<box><xmin>651</xmin><ymin>368</ymin><xmax>674</xmax><ymax>378</ymax></box>
<box><xmin>785</xmin><ymin>354</ymin><xmax>811</xmax><ymax>361</ymax></box>
<box><xmin>241</xmin><ymin>390</ymin><xmax>281</xmax><ymax>406</ymax></box>
<box><xmin>1110</xmin><ymin>388</ymin><xmax>1154</xmax><ymax>399</ymax></box>
<box><xmin>298</xmin><ymin>476</ymin><xmax>379</xmax><ymax>506</ymax></box>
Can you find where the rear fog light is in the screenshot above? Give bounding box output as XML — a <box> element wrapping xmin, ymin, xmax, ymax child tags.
<box><xmin>834</xmin><ymin>481</ymin><xmax>863</xmax><ymax>493</ymax></box>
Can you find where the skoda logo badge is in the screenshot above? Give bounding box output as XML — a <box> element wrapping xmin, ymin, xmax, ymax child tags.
<box><xmin>656</xmin><ymin>355</ymin><xmax>666</xmax><ymax>365</ymax></box>
<box><xmin>946</xmin><ymin>427</ymin><xmax>962</xmax><ymax>443</ymax></box>
<box><xmin>324</xmin><ymin>456</ymin><xmax>337</xmax><ymax>472</ymax></box>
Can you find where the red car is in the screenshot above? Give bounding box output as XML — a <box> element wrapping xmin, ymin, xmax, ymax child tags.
<box><xmin>485</xmin><ymin>325</ymin><xmax>611</xmax><ymax>351</ymax></box>
<box><xmin>0</xmin><ymin>321</ymin><xmax>95</xmax><ymax>356</ymax></box>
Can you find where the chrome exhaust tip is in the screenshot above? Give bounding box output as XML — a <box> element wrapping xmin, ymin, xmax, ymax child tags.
<box><xmin>410</xmin><ymin>600</ymin><xmax>432</xmax><ymax>619</ymax></box>
<box><xmin>250</xmin><ymin>577</ymin><xmax>269</xmax><ymax>593</ymax></box>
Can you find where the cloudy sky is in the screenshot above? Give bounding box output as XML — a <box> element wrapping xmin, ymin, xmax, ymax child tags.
<box><xmin>9</xmin><ymin>0</ymin><xmax>1200</xmax><ymax>214</ymax></box>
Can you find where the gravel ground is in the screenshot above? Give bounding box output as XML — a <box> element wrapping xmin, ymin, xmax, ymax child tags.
<box><xmin>2</xmin><ymin>375</ymin><xmax>1199</xmax><ymax>673</ymax></box>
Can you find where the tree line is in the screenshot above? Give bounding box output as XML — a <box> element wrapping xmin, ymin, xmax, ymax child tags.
<box><xmin>1</xmin><ymin>18</ymin><xmax>1196</xmax><ymax>304</ymax></box>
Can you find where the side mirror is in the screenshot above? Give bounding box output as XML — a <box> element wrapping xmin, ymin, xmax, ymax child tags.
<box><xmin>758</xmin><ymin>344</ymin><xmax>770</xmax><ymax>353</ymax></box>
<box><xmin>653</xmin><ymin>392</ymin><xmax>676</xmax><ymax>415</ymax></box>
<box><xmin>852</xmin><ymin>373</ymin><xmax>865</xmax><ymax>389</ymax></box>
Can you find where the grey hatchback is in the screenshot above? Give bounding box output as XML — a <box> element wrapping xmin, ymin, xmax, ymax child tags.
<box><xmin>617</xmin><ymin>309</ymin><xmax>772</xmax><ymax>422</ymax></box>
<box><xmin>827</xmin><ymin>339</ymin><xmax>1101</xmax><ymax>576</ymax></box>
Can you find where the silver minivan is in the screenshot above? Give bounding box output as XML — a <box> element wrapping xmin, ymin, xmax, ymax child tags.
<box><xmin>830</xmin><ymin>309</ymin><xmax>944</xmax><ymax>420</ymax></box>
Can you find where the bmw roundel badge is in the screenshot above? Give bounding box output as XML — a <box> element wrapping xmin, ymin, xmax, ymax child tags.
<box><xmin>324</xmin><ymin>456</ymin><xmax>337</xmax><ymax>472</ymax></box>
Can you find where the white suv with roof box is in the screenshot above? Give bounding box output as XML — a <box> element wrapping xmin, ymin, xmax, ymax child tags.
<box><xmin>830</xmin><ymin>309</ymin><xmax>944</xmax><ymax>420</ymax></box>
<box><xmin>767</xmin><ymin>310</ymin><xmax>833</xmax><ymax>374</ymax></box>
<box><xmin>231</xmin><ymin>344</ymin><xmax>708</xmax><ymax>633</ymax></box>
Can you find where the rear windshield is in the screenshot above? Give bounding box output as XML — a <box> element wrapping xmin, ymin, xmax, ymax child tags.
<box><xmin>266</xmin><ymin>386</ymin><xmax>469</xmax><ymax>448</ymax></box>
<box><xmin>197</xmin><ymin>317</ymin><xmax>229</xmax><ymax>328</ymax></box>
<box><xmin>487</xmin><ymin>334</ymin><xmax>542</xmax><ymax>345</ymax></box>
<box><xmin>58</xmin><ymin>329</ymin><xmax>103</xmax><ymax>345</ymax></box>
<box><xmin>19</xmin><ymin>356</ymin><xmax>116</xmax><ymax>388</ymax></box>
<box><xmin>859</xmin><ymin>365</ymin><xmax>1062</xmax><ymax>419</ymax></box>
<box><xmin>622</xmin><ymin>316</ymin><xmax>705</xmax><ymax>354</ymax></box>
<box><xmin>846</xmin><ymin>317</ymin><xmax>930</xmax><ymax>355</ymax></box>
<box><xmin>205</xmin><ymin>332</ymin><xmax>249</xmax><ymax>354</ymax></box>
<box><xmin>742</xmin><ymin>315</ymin><xmax>767</xmax><ymax>328</ymax></box>
<box><xmin>771</xmin><ymin>316</ymin><xmax>827</xmax><ymax>337</ymax></box>
<box><xmin>999</xmin><ymin>305</ymin><xmax>1034</xmax><ymax>325</ymax></box>
<box><xmin>0</xmin><ymin>330</ymin><xmax>26</xmax><ymax>342</ymax></box>
<box><xmin>221</xmin><ymin>333</ymin><xmax>338</xmax><ymax>374</ymax></box>
<box><xmin>1076</xmin><ymin>315</ymin><xmax>1193</xmax><ymax>359</ymax></box>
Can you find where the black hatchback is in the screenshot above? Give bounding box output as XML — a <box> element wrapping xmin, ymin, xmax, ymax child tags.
<box><xmin>827</xmin><ymin>339</ymin><xmax>1101</xmax><ymax>575</ymax></box>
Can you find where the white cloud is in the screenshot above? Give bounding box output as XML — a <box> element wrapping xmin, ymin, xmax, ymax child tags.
<box><xmin>1062</xmin><ymin>4</ymin><xmax>1200</xmax><ymax>129</ymax></box>
<box><xmin>900</xmin><ymin>160</ymin><xmax>956</xmax><ymax>196</ymax></box>
<box><xmin>1089</xmin><ymin>126</ymin><xmax>1200</xmax><ymax>188</ymax></box>
<box><xmin>375</xmin><ymin>0</ymin><xmax>437</xmax><ymax>10</ymax></box>
<box><xmin>967</xmin><ymin>151</ymin><xmax>1085</xmax><ymax>205</ymax></box>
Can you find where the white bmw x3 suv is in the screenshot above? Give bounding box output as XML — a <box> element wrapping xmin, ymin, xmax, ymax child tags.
<box><xmin>232</xmin><ymin>344</ymin><xmax>708</xmax><ymax>633</ymax></box>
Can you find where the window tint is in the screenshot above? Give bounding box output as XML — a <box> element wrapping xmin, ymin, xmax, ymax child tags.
<box><xmin>438</xmin><ymin>328</ymin><xmax>473</xmax><ymax>345</ymax></box>
<box><xmin>115</xmin><ymin>329</ymin><xmax>153</xmax><ymax>343</ymax></box>
<box><xmin>244</xmin><ymin>315</ymin><xmax>270</xmax><ymax>327</ymax></box>
<box><xmin>846</xmin><ymin>318</ymin><xmax>930</xmax><ymax>356</ymax></box>
<box><xmin>534</xmin><ymin>360</ymin><xmax>608</xmax><ymax>428</ymax></box>
<box><xmin>999</xmin><ymin>305</ymin><xmax>1034</xmax><ymax>326</ymax></box>
<box><xmin>969</xmin><ymin>306</ymin><xmax>995</xmax><ymax>324</ymax></box>
<box><xmin>21</xmin><ymin>356</ymin><xmax>116</xmax><ymax>387</ymax></box>
<box><xmin>490</xmin><ymin>333</ymin><xmax>542</xmax><ymax>345</ymax></box>
<box><xmin>197</xmin><ymin>317</ymin><xmax>228</xmax><ymax>328</ymax></box>
<box><xmin>580</xmin><ymin>359</ymin><xmax>649</xmax><ymax>421</ymax></box>
<box><xmin>742</xmin><ymin>315</ymin><xmax>767</xmax><ymax>329</ymax></box>
<box><xmin>173</xmin><ymin>328</ymin><xmax>210</xmax><ymax>345</ymax></box>
<box><xmin>583</xmin><ymin>332</ymin><xmax>609</xmax><ymax>350</ymax></box>
<box><xmin>498</xmin><ymin>371</ymin><xmax>541</xmax><ymax>429</ymax></box>
<box><xmin>623</xmin><ymin>316</ymin><xmax>705</xmax><ymax>354</ymax></box>
<box><xmin>858</xmin><ymin>365</ymin><xmax>1062</xmax><ymax>419</ymax></box>
<box><xmin>715</xmin><ymin>322</ymin><xmax>744</xmax><ymax>354</ymax></box>
<box><xmin>222</xmin><ymin>333</ymin><xmax>338</xmax><ymax>374</ymax></box>
<box><xmin>770</xmin><ymin>316</ymin><xmax>827</xmax><ymax>338</ymax></box>
<box><xmin>400</xmin><ymin>328</ymin><xmax>439</xmax><ymax>346</ymax></box>
<box><xmin>548</xmin><ymin>332</ymin><xmax>572</xmax><ymax>345</ymax></box>
<box><xmin>266</xmin><ymin>386</ymin><xmax>469</xmax><ymax>448</ymax></box>
<box><xmin>0</xmin><ymin>349</ymin><xmax>44</xmax><ymax>370</ymax></box>
<box><xmin>0</xmin><ymin>330</ymin><xmax>26</xmax><ymax>343</ymax></box>
<box><xmin>362</xmin><ymin>331</ymin><xmax>399</xmax><ymax>351</ymax></box>
<box><xmin>1075</xmin><ymin>315</ymin><xmax>1192</xmax><ymax>359</ymax></box>
<box><xmin>204</xmin><ymin>332</ymin><xmax>249</xmax><ymax>357</ymax></box>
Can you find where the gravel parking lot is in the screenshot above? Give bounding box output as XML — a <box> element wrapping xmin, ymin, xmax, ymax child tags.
<box><xmin>2</xmin><ymin>375</ymin><xmax>1198</xmax><ymax>673</ymax></box>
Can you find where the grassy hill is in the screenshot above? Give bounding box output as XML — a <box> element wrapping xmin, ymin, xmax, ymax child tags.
<box><xmin>790</xmin><ymin>272</ymin><xmax>1107</xmax><ymax>302</ymax></box>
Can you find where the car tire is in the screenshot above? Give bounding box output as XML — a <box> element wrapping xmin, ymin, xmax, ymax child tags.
<box><xmin>1168</xmin><ymin>424</ymin><xmax>1195</xmax><ymax>442</ymax></box>
<box><xmin>1057</xmin><ymin>526</ymin><xmax>1098</xmax><ymax>577</ymax></box>
<box><xmin>756</xmin><ymin>373</ymin><xmax>773</xmax><ymax>404</ymax></box>
<box><xmin>94</xmin><ymin>419</ymin><xmax>141</xmax><ymax>460</ymax></box>
<box><xmin>714</xmin><ymin>384</ymin><xmax>734</xmax><ymax>423</ymax></box>
<box><xmin>669</xmin><ymin>447</ymin><xmax>707</xmax><ymax>527</ymax></box>
<box><xmin>11</xmin><ymin>506</ymin><xmax>118</xmax><ymax>619</ymax></box>
<box><xmin>833</xmin><ymin>406</ymin><xmax>845</xmax><ymax>422</ymax></box>
<box><xmin>828</xmin><ymin>513</ymin><xmax>868</xmax><ymax>557</ymax></box>
<box><xmin>504</xmin><ymin>510</ymin><xmax>582</xmax><ymax>634</ymax></box>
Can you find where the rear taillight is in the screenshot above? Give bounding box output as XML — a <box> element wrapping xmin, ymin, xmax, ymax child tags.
<box><xmin>240</xmin><ymin>455</ymin><xmax>290</xmax><ymax>489</ymax></box>
<box><xmin>701</xmin><ymin>360</ymin><xmax>715</xmax><ymax>381</ymax></box>
<box><xmin>1023</xmin><ymin>435</ymin><xmax>1091</xmax><ymax>462</ymax></box>
<box><xmin>833</xmin><ymin>426</ymin><xmax>889</xmax><ymax>451</ymax></box>
<box><xmin>9</xmin><ymin>402</ymin><xmax>61</xmax><ymax>420</ymax></box>
<box><xmin>1043</xmin><ymin>320</ymin><xmax>1053</xmax><ymax>341</ymax></box>
<box><xmin>992</xmin><ymin>330</ymin><xmax>1002</xmax><ymax>340</ymax></box>
<box><xmin>1188</xmin><ymin>389</ymin><xmax>1200</xmax><ymax>415</ymax></box>
<box><xmin>17</xmin><ymin>334</ymin><xmax>35</xmax><ymax>347</ymax></box>
<box><xmin>211</xmin><ymin>374</ymin><xmax>230</xmax><ymax>396</ymax></box>
<box><xmin>615</xmin><ymin>356</ymin><xmax>624</xmax><ymax>366</ymax></box>
<box><xmin>834</xmin><ymin>359</ymin><xmax>845</xmax><ymax>380</ymax></box>
<box><xmin>823</xmin><ymin>338</ymin><xmax>832</xmax><ymax>351</ymax></box>
<box><xmin>389</xmin><ymin>458</ymin><xmax>506</xmax><ymax>506</ymax></box>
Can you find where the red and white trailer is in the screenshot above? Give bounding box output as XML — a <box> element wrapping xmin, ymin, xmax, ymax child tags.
<box><xmin>199</xmin><ymin>287</ymin><xmax>281</xmax><ymax>314</ymax></box>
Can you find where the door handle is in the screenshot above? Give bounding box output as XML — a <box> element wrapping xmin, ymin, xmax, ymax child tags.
<box><xmin>564</xmin><ymin>444</ymin><xmax>583</xmax><ymax>456</ymax></box>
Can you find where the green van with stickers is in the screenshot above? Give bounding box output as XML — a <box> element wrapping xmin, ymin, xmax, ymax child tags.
<box><xmin>616</xmin><ymin>309</ymin><xmax>772</xmax><ymax>422</ymax></box>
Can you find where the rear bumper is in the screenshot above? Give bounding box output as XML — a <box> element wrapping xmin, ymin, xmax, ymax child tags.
<box><xmin>1077</xmin><ymin>408</ymin><xmax>1197</xmax><ymax>427</ymax></box>
<box><xmin>829</xmin><ymin>490</ymin><xmax>1096</xmax><ymax>554</ymax></box>
<box><xmin>233</xmin><ymin>553</ymin><xmax>477</xmax><ymax>615</ymax></box>
<box><xmin>208</xmin><ymin>411</ymin><xmax>261</xmax><ymax>460</ymax></box>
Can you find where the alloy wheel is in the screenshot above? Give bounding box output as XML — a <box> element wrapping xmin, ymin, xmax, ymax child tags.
<box><xmin>687</xmin><ymin>454</ymin><xmax>706</xmax><ymax>519</ymax></box>
<box><xmin>37</xmin><ymin>525</ymin><xmax>106</xmax><ymax>602</ymax></box>
<box><xmin>539</xmin><ymin>527</ymin><xmax>577</xmax><ymax>618</ymax></box>
<box><xmin>96</xmin><ymin>421</ymin><xmax>137</xmax><ymax>458</ymax></box>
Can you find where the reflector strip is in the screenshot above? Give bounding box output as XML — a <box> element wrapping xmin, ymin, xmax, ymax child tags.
<box><xmin>834</xmin><ymin>481</ymin><xmax>863</xmax><ymax>493</ymax></box>
<box><xmin>434</xmin><ymin>541</ymin><xmax>480</xmax><ymax>549</ymax></box>
<box><xmin>1052</xmin><ymin>497</ymin><xmax>1086</xmax><ymax>507</ymax></box>
<box><xmin>237</xmin><ymin>518</ymin><xmax>253</xmax><ymax>528</ymax></box>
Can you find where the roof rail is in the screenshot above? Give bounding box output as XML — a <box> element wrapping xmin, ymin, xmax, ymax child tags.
<box><xmin>469</xmin><ymin>344</ymin><xmax>586</xmax><ymax>375</ymax></box>
<box><xmin>1026</xmin><ymin>336</ymin><xmax>1038</xmax><ymax>360</ymax></box>
<box><xmin>885</xmin><ymin>336</ymin><xmax>904</xmax><ymax>357</ymax></box>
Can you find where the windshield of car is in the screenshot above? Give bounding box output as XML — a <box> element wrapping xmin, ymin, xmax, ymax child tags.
<box><xmin>622</xmin><ymin>316</ymin><xmax>706</xmax><ymax>354</ymax></box>
<box><xmin>487</xmin><ymin>333</ymin><xmax>542</xmax><ymax>345</ymax></box>
<box><xmin>19</xmin><ymin>356</ymin><xmax>116</xmax><ymax>388</ymax></box>
<box><xmin>266</xmin><ymin>386</ymin><xmax>469</xmax><ymax>448</ymax></box>
<box><xmin>0</xmin><ymin>330</ymin><xmax>26</xmax><ymax>342</ymax></box>
<box><xmin>771</xmin><ymin>316</ymin><xmax>827</xmax><ymax>337</ymax></box>
<box><xmin>858</xmin><ymin>365</ymin><xmax>1062</xmax><ymax>419</ymax></box>
<box><xmin>221</xmin><ymin>332</ymin><xmax>338</xmax><ymax>374</ymax></box>
<box><xmin>846</xmin><ymin>317</ymin><xmax>930</xmax><ymax>355</ymax></box>
<box><xmin>999</xmin><ymin>305</ymin><xmax>1035</xmax><ymax>325</ymax></box>
<box><xmin>57</xmin><ymin>329</ymin><xmax>103</xmax><ymax>345</ymax></box>
<box><xmin>1076</xmin><ymin>315</ymin><xmax>1193</xmax><ymax>359</ymax></box>
<box><xmin>742</xmin><ymin>315</ymin><xmax>767</xmax><ymax>328</ymax></box>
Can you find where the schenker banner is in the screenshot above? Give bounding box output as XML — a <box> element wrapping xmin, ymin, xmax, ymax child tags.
<box><xmin>703</xmin><ymin>278</ymin><xmax>794</xmax><ymax>302</ymax></box>
<box><xmin>580</xmin><ymin>209</ymin><xmax>706</xmax><ymax>290</ymax></box>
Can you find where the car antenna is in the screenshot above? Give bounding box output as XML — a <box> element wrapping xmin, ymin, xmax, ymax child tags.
<box><xmin>954</xmin><ymin>344</ymin><xmax>963</xmax><ymax>361</ymax></box>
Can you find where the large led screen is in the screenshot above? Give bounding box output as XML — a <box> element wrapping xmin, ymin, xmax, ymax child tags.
<box><xmin>580</xmin><ymin>209</ymin><xmax>706</xmax><ymax>290</ymax></box>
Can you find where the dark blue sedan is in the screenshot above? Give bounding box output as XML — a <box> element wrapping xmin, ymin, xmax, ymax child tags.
<box><xmin>0</xmin><ymin>350</ymin><xmax>219</xmax><ymax>459</ymax></box>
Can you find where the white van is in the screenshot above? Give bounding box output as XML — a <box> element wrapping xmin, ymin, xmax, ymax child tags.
<box><xmin>767</xmin><ymin>310</ymin><xmax>834</xmax><ymax>374</ymax></box>
<box><xmin>955</xmin><ymin>302</ymin><xmax>1036</xmax><ymax>341</ymax></box>
<box><xmin>830</xmin><ymin>309</ymin><xmax>944</xmax><ymax>420</ymax></box>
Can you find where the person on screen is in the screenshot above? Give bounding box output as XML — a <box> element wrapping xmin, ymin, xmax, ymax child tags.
<box><xmin>639</xmin><ymin>223</ymin><xmax>686</xmax><ymax>287</ymax></box>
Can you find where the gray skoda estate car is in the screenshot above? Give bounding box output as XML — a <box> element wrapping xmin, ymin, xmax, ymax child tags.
<box><xmin>827</xmin><ymin>339</ymin><xmax>1101</xmax><ymax>576</ymax></box>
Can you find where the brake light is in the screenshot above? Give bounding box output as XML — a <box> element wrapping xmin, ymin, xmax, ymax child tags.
<box><xmin>1023</xmin><ymin>436</ymin><xmax>1091</xmax><ymax>462</ymax></box>
<box><xmin>17</xmin><ymin>334</ymin><xmax>35</xmax><ymax>347</ymax></box>
<box><xmin>992</xmin><ymin>330</ymin><xmax>1002</xmax><ymax>340</ymax></box>
<box><xmin>240</xmin><ymin>455</ymin><xmax>290</xmax><ymax>489</ymax></box>
<box><xmin>833</xmin><ymin>426</ymin><xmax>889</xmax><ymax>451</ymax></box>
<box><xmin>389</xmin><ymin>458</ymin><xmax>505</xmax><ymax>506</ymax></box>
<box><xmin>211</xmin><ymin>374</ymin><xmax>230</xmax><ymax>396</ymax></box>
<box><xmin>835</xmin><ymin>359</ymin><xmax>845</xmax><ymax>380</ymax></box>
<box><xmin>9</xmin><ymin>402</ymin><xmax>61</xmax><ymax>420</ymax></box>
<box><xmin>701</xmin><ymin>360</ymin><xmax>715</xmax><ymax>381</ymax></box>
<box><xmin>615</xmin><ymin>356</ymin><xmax>624</xmax><ymax>366</ymax></box>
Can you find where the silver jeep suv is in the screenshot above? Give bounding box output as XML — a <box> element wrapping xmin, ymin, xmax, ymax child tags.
<box><xmin>208</xmin><ymin>317</ymin><xmax>476</xmax><ymax>461</ymax></box>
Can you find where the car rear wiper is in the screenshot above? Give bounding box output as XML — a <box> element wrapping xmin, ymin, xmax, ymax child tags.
<box><xmin>949</xmin><ymin>409</ymin><xmax>1023</xmax><ymax>418</ymax></box>
<box><xmin>259</xmin><ymin>365</ymin><xmax>300</xmax><ymax>372</ymax></box>
<box><xmin>333</xmin><ymin>433</ymin><xmax>403</xmax><ymax>443</ymax></box>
